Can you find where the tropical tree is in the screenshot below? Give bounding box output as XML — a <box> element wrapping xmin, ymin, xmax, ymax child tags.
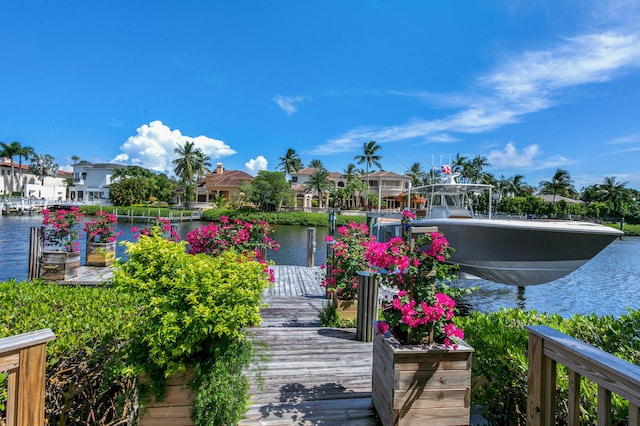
<box><xmin>405</xmin><ymin>162</ymin><xmax>427</xmax><ymax>187</ymax></box>
<box><xmin>246</xmin><ymin>170</ymin><xmax>291</xmax><ymax>211</ymax></box>
<box><xmin>278</xmin><ymin>148</ymin><xmax>303</xmax><ymax>180</ymax></box>
<box><xmin>0</xmin><ymin>141</ymin><xmax>21</xmax><ymax>194</ymax></box>
<box><xmin>15</xmin><ymin>143</ymin><xmax>35</xmax><ymax>195</ymax></box>
<box><xmin>193</xmin><ymin>150</ymin><xmax>211</xmax><ymax>201</ymax></box>
<box><xmin>456</xmin><ymin>154</ymin><xmax>491</xmax><ymax>183</ymax></box>
<box><xmin>172</xmin><ymin>141</ymin><xmax>198</xmax><ymax>181</ymax></box>
<box><xmin>347</xmin><ymin>179</ymin><xmax>368</xmax><ymax>209</ymax></box>
<box><xmin>538</xmin><ymin>169</ymin><xmax>576</xmax><ymax>203</ymax></box>
<box><xmin>354</xmin><ymin>140</ymin><xmax>382</xmax><ymax>207</ymax></box>
<box><xmin>29</xmin><ymin>154</ymin><xmax>59</xmax><ymax>186</ymax></box>
<box><xmin>172</xmin><ymin>141</ymin><xmax>206</xmax><ymax>206</ymax></box>
<box><xmin>303</xmin><ymin>168</ymin><xmax>335</xmax><ymax>208</ymax></box>
<box><xmin>210</xmin><ymin>194</ymin><xmax>227</xmax><ymax>209</ymax></box>
<box><xmin>451</xmin><ymin>153</ymin><xmax>468</xmax><ymax>175</ymax></box>
<box><xmin>71</xmin><ymin>155</ymin><xmax>81</xmax><ymax>164</ymax></box>
<box><xmin>307</xmin><ymin>159</ymin><xmax>325</xmax><ymax>170</ymax></box>
<box><xmin>109</xmin><ymin>166</ymin><xmax>176</xmax><ymax>205</ymax></box>
<box><xmin>342</xmin><ymin>163</ymin><xmax>359</xmax><ymax>184</ymax></box>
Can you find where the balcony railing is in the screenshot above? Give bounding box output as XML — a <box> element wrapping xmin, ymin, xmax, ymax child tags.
<box><xmin>0</xmin><ymin>329</ymin><xmax>56</xmax><ymax>426</ymax></box>
<box><xmin>526</xmin><ymin>325</ymin><xmax>640</xmax><ymax>425</ymax></box>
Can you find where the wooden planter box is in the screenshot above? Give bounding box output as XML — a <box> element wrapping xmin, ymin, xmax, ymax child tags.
<box><xmin>40</xmin><ymin>251</ymin><xmax>80</xmax><ymax>280</ymax></box>
<box><xmin>139</xmin><ymin>370</ymin><xmax>195</xmax><ymax>426</ymax></box>
<box><xmin>332</xmin><ymin>294</ymin><xmax>358</xmax><ymax>320</ymax></box>
<box><xmin>372</xmin><ymin>333</ymin><xmax>474</xmax><ymax>426</ymax></box>
<box><xmin>85</xmin><ymin>241</ymin><xmax>116</xmax><ymax>267</ymax></box>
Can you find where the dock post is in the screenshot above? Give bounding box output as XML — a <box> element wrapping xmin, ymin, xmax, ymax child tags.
<box><xmin>28</xmin><ymin>227</ymin><xmax>44</xmax><ymax>280</ymax></box>
<box><xmin>306</xmin><ymin>227</ymin><xmax>316</xmax><ymax>267</ymax></box>
<box><xmin>356</xmin><ymin>271</ymin><xmax>379</xmax><ymax>342</ymax></box>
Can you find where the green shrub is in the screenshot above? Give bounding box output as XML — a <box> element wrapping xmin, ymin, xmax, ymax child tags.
<box><xmin>455</xmin><ymin>309</ymin><xmax>640</xmax><ymax>425</ymax></box>
<box><xmin>319</xmin><ymin>301</ymin><xmax>357</xmax><ymax>328</ymax></box>
<box><xmin>190</xmin><ymin>337</ymin><xmax>255</xmax><ymax>426</ymax></box>
<box><xmin>200</xmin><ymin>209</ymin><xmax>366</xmax><ymax>227</ymax></box>
<box><xmin>112</xmin><ymin>231</ymin><xmax>272</xmax><ymax>423</ymax></box>
<box><xmin>114</xmin><ymin>233</ymin><xmax>271</xmax><ymax>377</ymax></box>
<box><xmin>0</xmin><ymin>282</ymin><xmax>136</xmax><ymax>424</ymax></box>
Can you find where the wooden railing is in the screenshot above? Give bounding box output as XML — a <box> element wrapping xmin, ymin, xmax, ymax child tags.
<box><xmin>526</xmin><ymin>325</ymin><xmax>640</xmax><ymax>425</ymax></box>
<box><xmin>1</xmin><ymin>329</ymin><xmax>56</xmax><ymax>426</ymax></box>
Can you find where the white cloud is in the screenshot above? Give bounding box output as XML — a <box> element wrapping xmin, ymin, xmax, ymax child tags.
<box><xmin>487</xmin><ymin>142</ymin><xmax>540</xmax><ymax>168</ymax></box>
<box><xmin>273</xmin><ymin>94</ymin><xmax>305</xmax><ymax>115</ymax></box>
<box><xmin>113</xmin><ymin>120</ymin><xmax>236</xmax><ymax>174</ymax></box>
<box><xmin>310</xmin><ymin>30</ymin><xmax>640</xmax><ymax>155</ymax></box>
<box><xmin>245</xmin><ymin>155</ymin><xmax>268</xmax><ymax>175</ymax></box>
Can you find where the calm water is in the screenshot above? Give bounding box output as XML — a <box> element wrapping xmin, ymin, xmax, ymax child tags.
<box><xmin>1</xmin><ymin>215</ymin><xmax>638</xmax><ymax>317</ymax></box>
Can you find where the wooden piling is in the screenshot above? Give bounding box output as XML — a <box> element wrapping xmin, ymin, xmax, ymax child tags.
<box><xmin>356</xmin><ymin>271</ymin><xmax>379</xmax><ymax>342</ymax></box>
<box><xmin>28</xmin><ymin>227</ymin><xmax>44</xmax><ymax>281</ymax></box>
<box><xmin>306</xmin><ymin>227</ymin><xmax>316</xmax><ymax>267</ymax></box>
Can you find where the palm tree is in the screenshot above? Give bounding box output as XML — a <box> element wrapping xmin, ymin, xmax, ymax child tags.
<box><xmin>0</xmin><ymin>141</ymin><xmax>21</xmax><ymax>194</ymax></box>
<box><xmin>342</xmin><ymin>163</ymin><xmax>358</xmax><ymax>183</ymax></box>
<box><xmin>277</xmin><ymin>148</ymin><xmax>303</xmax><ymax>180</ymax></box>
<box><xmin>303</xmin><ymin>168</ymin><xmax>335</xmax><ymax>208</ymax></box>
<box><xmin>71</xmin><ymin>155</ymin><xmax>81</xmax><ymax>164</ymax></box>
<box><xmin>508</xmin><ymin>174</ymin><xmax>528</xmax><ymax>197</ymax></box>
<box><xmin>307</xmin><ymin>159</ymin><xmax>325</xmax><ymax>170</ymax></box>
<box><xmin>193</xmin><ymin>150</ymin><xmax>212</xmax><ymax>202</ymax></box>
<box><xmin>405</xmin><ymin>162</ymin><xmax>427</xmax><ymax>187</ymax></box>
<box><xmin>16</xmin><ymin>143</ymin><xmax>35</xmax><ymax>195</ymax></box>
<box><xmin>451</xmin><ymin>153</ymin><xmax>468</xmax><ymax>175</ymax></box>
<box><xmin>539</xmin><ymin>169</ymin><xmax>575</xmax><ymax>203</ymax></box>
<box><xmin>353</xmin><ymin>140</ymin><xmax>382</xmax><ymax>208</ymax></box>
<box><xmin>598</xmin><ymin>176</ymin><xmax>629</xmax><ymax>217</ymax></box>
<box><xmin>598</xmin><ymin>176</ymin><xmax>628</xmax><ymax>203</ymax></box>
<box><xmin>172</xmin><ymin>141</ymin><xmax>198</xmax><ymax>181</ymax></box>
<box><xmin>469</xmin><ymin>155</ymin><xmax>491</xmax><ymax>183</ymax></box>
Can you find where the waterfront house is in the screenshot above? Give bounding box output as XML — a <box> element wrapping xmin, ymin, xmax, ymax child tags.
<box><xmin>289</xmin><ymin>168</ymin><xmax>410</xmax><ymax>210</ymax></box>
<box><xmin>1</xmin><ymin>157</ymin><xmax>69</xmax><ymax>200</ymax></box>
<box><xmin>68</xmin><ymin>161</ymin><xmax>127</xmax><ymax>204</ymax></box>
<box><xmin>200</xmin><ymin>163</ymin><xmax>253</xmax><ymax>204</ymax></box>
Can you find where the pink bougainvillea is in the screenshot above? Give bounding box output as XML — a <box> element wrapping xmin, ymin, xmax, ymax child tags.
<box><xmin>321</xmin><ymin>221</ymin><xmax>374</xmax><ymax>300</ymax></box>
<box><xmin>42</xmin><ymin>207</ymin><xmax>84</xmax><ymax>252</ymax></box>
<box><xmin>366</xmin><ymin>230</ymin><xmax>464</xmax><ymax>348</ymax></box>
<box><xmin>84</xmin><ymin>211</ymin><xmax>122</xmax><ymax>243</ymax></box>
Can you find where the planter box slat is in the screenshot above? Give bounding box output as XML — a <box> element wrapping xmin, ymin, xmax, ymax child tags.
<box><xmin>372</xmin><ymin>334</ymin><xmax>474</xmax><ymax>426</ymax></box>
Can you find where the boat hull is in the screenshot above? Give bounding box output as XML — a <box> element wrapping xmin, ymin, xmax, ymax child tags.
<box><xmin>376</xmin><ymin>218</ymin><xmax>623</xmax><ymax>286</ymax></box>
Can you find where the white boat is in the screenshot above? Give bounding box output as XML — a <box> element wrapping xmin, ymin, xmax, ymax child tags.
<box><xmin>371</xmin><ymin>174</ymin><xmax>623</xmax><ymax>286</ymax></box>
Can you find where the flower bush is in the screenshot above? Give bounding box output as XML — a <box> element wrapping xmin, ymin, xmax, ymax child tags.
<box><xmin>321</xmin><ymin>222</ymin><xmax>375</xmax><ymax>300</ymax></box>
<box><xmin>84</xmin><ymin>211</ymin><xmax>122</xmax><ymax>242</ymax></box>
<box><xmin>42</xmin><ymin>207</ymin><xmax>84</xmax><ymax>252</ymax></box>
<box><xmin>186</xmin><ymin>216</ymin><xmax>280</xmax><ymax>259</ymax></box>
<box><xmin>131</xmin><ymin>216</ymin><xmax>181</xmax><ymax>242</ymax></box>
<box><xmin>365</xmin><ymin>230</ymin><xmax>464</xmax><ymax>348</ymax></box>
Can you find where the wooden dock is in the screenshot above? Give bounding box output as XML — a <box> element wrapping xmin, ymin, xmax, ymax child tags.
<box><xmin>240</xmin><ymin>265</ymin><xmax>379</xmax><ymax>425</ymax></box>
<box><xmin>49</xmin><ymin>264</ymin><xmax>378</xmax><ymax>423</ymax></box>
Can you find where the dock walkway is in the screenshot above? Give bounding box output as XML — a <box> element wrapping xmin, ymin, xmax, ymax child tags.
<box><xmin>240</xmin><ymin>265</ymin><xmax>378</xmax><ymax>425</ymax></box>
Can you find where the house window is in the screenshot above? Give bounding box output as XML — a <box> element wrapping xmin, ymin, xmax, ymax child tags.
<box><xmin>292</xmin><ymin>176</ymin><xmax>298</xmax><ymax>183</ymax></box>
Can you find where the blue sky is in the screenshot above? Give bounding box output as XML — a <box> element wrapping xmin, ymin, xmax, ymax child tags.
<box><xmin>1</xmin><ymin>1</ymin><xmax>640</xmax><ymax>190</ymax></box>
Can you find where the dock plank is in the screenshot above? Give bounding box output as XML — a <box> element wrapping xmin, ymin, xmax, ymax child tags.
<box><xmin>241</xmin><ymin>266</ymin><xmax>379</xmax><ymax>425</ymax></box>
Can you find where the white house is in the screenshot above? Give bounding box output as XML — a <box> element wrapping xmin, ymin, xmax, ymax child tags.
<box><xmin>69</xmin><ymin>162</ymin><xmax>128</xmax><ymax>203</ymax></box>
<box><xmin>1</xmin><ymin>157</ymin><xmax>69</xmax><ymax>200</ymax></box>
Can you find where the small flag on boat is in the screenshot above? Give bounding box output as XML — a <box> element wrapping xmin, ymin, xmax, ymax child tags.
<box><xmin>441</xmin><ymin>164</ymin><xmax>452</xmax><ymax>174</ymax></box>
<box><xmin>432</xmin><ymin>166</ymin><xmax>442</xmax><ymax>174</ymax></box>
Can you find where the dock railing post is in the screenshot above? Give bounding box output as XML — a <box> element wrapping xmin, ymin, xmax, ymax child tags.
<box><xmin>356</xmin><ymin>271</ymin><xmax>379</xmax><ymax>342</ymax></box>
<box><xmin>306</xmin><ymin>227</ymin><xmax>316</xmax><ymax>267</ymax></box>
